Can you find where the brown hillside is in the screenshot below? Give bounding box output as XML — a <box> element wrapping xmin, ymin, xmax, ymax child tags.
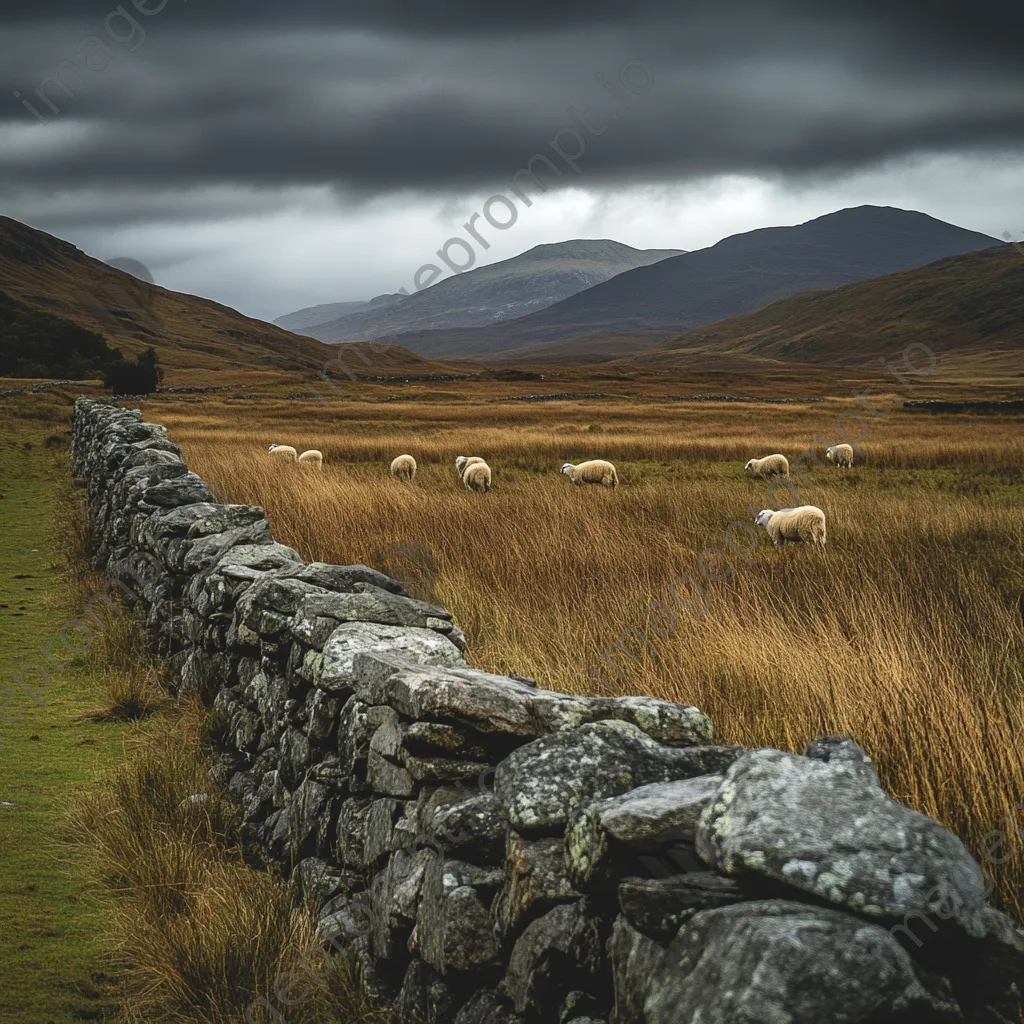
<box><xmin>0</xmin><ymin>217</ymin><xmax>338</xmax><ymax>374</ymax></box>
<box><xmin>636</xmin><ymin>244</ymin><xmax>1024</xmax><ymax>377</ymax></box>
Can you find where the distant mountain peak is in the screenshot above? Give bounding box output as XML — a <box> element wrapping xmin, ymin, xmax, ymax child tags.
<box><xmin>281</xmin><ymin>237</ymin><xmax>683</xmax><ymax>339</ymax></box>
<box><xmin>374</xmin><ymin>204</ymin><xmax>1001</xmax><ymax>360</ymax></box>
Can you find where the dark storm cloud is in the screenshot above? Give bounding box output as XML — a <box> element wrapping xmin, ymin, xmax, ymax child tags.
<box><xmin>0</xmin><ymin>1</ymin><xmax>1022</xmax><ymax>218</ymax></box>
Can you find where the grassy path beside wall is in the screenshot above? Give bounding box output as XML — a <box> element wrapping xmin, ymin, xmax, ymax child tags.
<box><xmin>0</xmin><ymin>396</ymin><xmax>125</xmax><ymax>1022</ymax></box>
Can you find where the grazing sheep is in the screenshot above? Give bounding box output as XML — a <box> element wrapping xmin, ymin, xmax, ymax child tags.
<box><xmin>297</xmin><ymin>449</ymin><xmax>323</xmax><ymax>469</ymax></box>
<box><xmin>463</xmin><ymin>461</ymin><xmax>491</xmax><ymax>492</ymax></box>
<box><xmin>268</xmin><ymin>444</ymin><xmax>298</xmax><ymax>461</ymax></box>
<box><xmin>455</xmin><ymin>455</ymin><xmax>485</xmax><ymax>480</ymax></box>
<box><xmin>560</xmin><ymin>460</ymin><xmax>619</xmax><ymax>488</ymax></box>
<box><xmin>390</xmin><ymin>454</ymin><xmax>417</xmax><ymax>482</ymax></box>
<box><xmin>755</xmin><ymin>506</ymin><xmax>827</xmax><ymax>548</ymax></box>
<box><xmin>826</xmin><ymin>443</ymin><xmax>854</xmax><ymax>468</ymax></box>
<box><xmin>745</xmin><ymin>454</ymin><xmax>790</xmax><ymax>479</ymax></box>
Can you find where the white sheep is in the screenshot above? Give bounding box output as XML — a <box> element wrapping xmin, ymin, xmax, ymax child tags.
<box><xmin>755</xmin><ymin>506</ymin><xmax>827</xmax><ymax>548</ymax></box>
<box><xmin>297</xmin><ymin>449</ymin><xmax>323</xmax><ymax>469</ymax></box>
<box><xmin>455</xmin><ymin>455</ymin><xmax>485</xmax><ymax>480</ymax></box>
<box><xmin>825</xmin><ymin>444</ymin><xmax>854</xmax><ymax>468</ymax></box>
<box><xmin>463</xmin><ymin>461</ymin><xmax>491</xmax><ymax>492</ymax></box>
<box><xmin>744</xmin><ymin>454</ymin><xmax>789</xmax><ymax>479</ymax></box>
<box><xmin>560</xmin><ymin>460</ymin><xmax>618</xmax><ymax>488</ymax></box>
<box><xmin>268</xmin><ymin>444</ymin><xmax>298</xmax><ymax>461</ymax></box>
<box><xmin>390</xmin><ymin>454</ymin><xmax>417</xmax><ymax>482</ymax></box>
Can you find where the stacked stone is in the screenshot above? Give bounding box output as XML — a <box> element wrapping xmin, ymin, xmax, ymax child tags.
<box><xmin>70</xmin><ymin>398</ymin><xmax>1024</xmax><ymax>1024</ymax></box>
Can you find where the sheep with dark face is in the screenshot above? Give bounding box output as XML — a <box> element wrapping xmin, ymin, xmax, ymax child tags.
<box><xmin>755</xmin><ymin>506</ymin><xmax>827</xmax><ymax>548</ymax></box>
<box><xmin>744</xmin><ymin>454</ymin><xmax>789</xmax><ymax>479</ymax></box>
<box><xmin>560</xmin><ymin>460</ymin><xmax>618</xmax><ymax>488</ymax></box>
<box><xmin>268</xmin><ymin>444</ymin><xmax>298</xmax><ymax>461</ymax></box>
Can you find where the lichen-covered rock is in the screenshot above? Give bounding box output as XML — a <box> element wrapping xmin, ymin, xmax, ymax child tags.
<box><xmin>492</xmin><ymin>834</ymin><xmax>580</xmax><ymax>942</ymax></box>
<box><xmin>303</xmin><ymin>586</ymin><xmax>454</xmax><ymax>629</ymax></box>
<box><xmin>368</xmin><ymin>749</ymin><xmax>417</xmax><ymax>798</ymax></box>
<box><xmin>452</xmin><ymin>991</ymin><xmax>521</xmax><ymax>1024</ymax></box>
<box><xmin>277</xmin><ymin>561</ymin><xmax>410</xmax><ymax>596</ymax></box>
<box><xmin>337</xmin><ymin>796</ymin><xmax>372</xmax><ymax>870</ymax></box>
<box><xmin>501</xmin><ymin>900</ymin><xmax>605</xmax><ymax>1017</ymax></box>
<box><xmin>495</xmin><ymin>721</ymin><xmax>742</xmax><ymax>833</ymax></box>
<box><xmin>289</xmin><ymin>776</ymin><xmax>334</xmax><ymax>861</ymax></box>
<box><xmin>416</xmin><ymin>854</ymin><xmax>501</xmax><ymax>974</ymax></box>
<box><xmin>336</xmin><ymin>697</ymin><xmax>375</xmax><ymax>792</ymax></box>
<box><xmin>697</xmin><ymin>749</ymin><xmax>989</xmax><ymax>936</ymax></box>
<box><xmin>396</xmin><ymin>959</ymin><xmax>456</xmax><ymax>1024</ymax></box>
<box><xmin>644</xmin><ymin>900</ymin><xmax>962</xmax><ymax>1024</ymax></box>
<box><xmin>143</xmin><ymin>471</ymin><xmax>213</xmax><ymax>507</ymax></box>
<box><xmin>354</xmin><ymin>655</ymin><xmax>712</xmax><ymax>746</ymax></box>
<box><xmin>294</xmin><ymin>856</ymin><xmax>344</xmax><ymax>909</ymax></box>
<box><xmin>566</xmin><ymin>775</ymin><xmax>722</xmax><ymax>888</ymax></box>
<box><xmin>417</xmin><ymin>786</ymin><xmax>506</xmax><ymax>862</ymax></box>
<box><xmin>617</xmin><ymin>872</ymin><xmax>749</xmax><ymax>941</ymax></box>
<box><xmin>371</xmin><ymin>846</ymin><xmax>433</xmax><ymax>960</ymax></box>
<box><xmin>182</xmin><ymin>521</ymin><xmax>274</xmax><ymax>573</ymax></box>
<box><xmin>304</xmin><ymin>687</ymin><xmax>342</xmax><ymax>743</ymax></box>
<box><xmin>318</xmin><ymin>623</ymin><xmax>466</xmax><ymax>696</ymax></box>
<box><xmin>217</xmin><ymin>542</ymin><xmax>302</xmax><ymax>573</ymax></box>
<box><xmin>365</xmin><ymin>797</ymin><xmax>408</xmax><ymax>865</ymax></box>
<box><xmin>609</xmin><ymin>915</ymin><xmax>666</xmax><ymax>1024</ymax></box>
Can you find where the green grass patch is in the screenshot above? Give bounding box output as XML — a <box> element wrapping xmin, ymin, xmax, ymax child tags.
<box><xmin>0</xmin><ymin>394</ymin><xmax>127</xmax><ymax>1022</ymax></box>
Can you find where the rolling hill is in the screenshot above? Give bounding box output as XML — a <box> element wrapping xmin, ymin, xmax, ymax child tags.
<box><xmin>628</xmin><ymin>244</ymin><xmax>1024</xmax><ymax>374</ymax></box>
<box><xmin>0</xmin><ymin>217</ymin><xmax>337</xmax><ymax>374</ymax></box>
<box><xmin>377</xmin><ymin>206</ymin><xmax>1001</xmax><ymax>359</ymax></box>
<box><xmin>295</xmin><ymin>239</ymin><xmax>682</xmax><ymax>343</ymax></box>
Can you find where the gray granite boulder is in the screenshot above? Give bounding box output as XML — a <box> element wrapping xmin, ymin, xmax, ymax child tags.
<box><xmin>566</xmin><ymin>775</ymin><xmax>722</xmax><ymax>887</ymax></box>
<box><xmin>495</xmin><ymin>721</ymin><xmax>742</xmax><ymax>833</ymax></box>
<box><xmin>319</xmin><ymin>623</ymin><xmax>466</xmax><ymax>696</ymax></box>
<box><xmin>501</xmin><ymin>900</ymin><xmax>604</xmax><ymax>1017</ymax></box>
<box><xmin>416</xmin><ymin>786</ymin><xmax>506</xmax><ymax>862</ymax></box>
<box><xmin>416</xmin><ymin>855</ymin><xmax>501</xmax><ymax>973</ymax></box>
<box><xmin>645</xmin><ymin>900</ymin><xmax>962</xmax><ymax>1024</ymax></box>
<box><xmin>609</xmin><ymin>915</ymin><xmax>666</xmax><ymax>1024</ymax></box>
<box><xmin>697</xmin><ymin>749</ymin><xmax>989</xmax><ymax>937</ymax></box>
<box><xmin>353</xmin><ymin>654</ymin><xmax>713</xmax><ymax>746</ymax></box>
<box><xmin>492</xmin><ymin>833</ymin><xmax>580</xmax><ymax>941</ymax></box>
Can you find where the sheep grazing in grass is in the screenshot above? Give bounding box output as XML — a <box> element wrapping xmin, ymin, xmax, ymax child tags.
<box><xmin>463</xmin><ymin>461</ymin><xmax>491</xmax><ymax>492</ymax></box>
<box><xmin>268</xmin><ymin>444</ymin><xmax>298</xmax><ymax>461</ymax></box>
<box><xmin>390</xmin><ymin>454</ymin><xmax>417</xmax><ymax>482</ymax></box>
<box><xmin>744</xmin><ymin>454</ymin><xmax>789</xmax><ymax>479</ymax></box>
<box><xmin>455</xmin><ymin>455</ymin><xmax>485</xmax><ymax>480</ymax></box>
<box><xmin>755</xmin><ymin>506</ymin><xmax>827</xmax><ymax>548</ymax></box>
<box><xmin>297</xmin><ymin>449</ymin><xmax>323</xmax><ymax>469</ymax></box>
<box><xmin>560</xmin><ymin>460</ymin><xmax>618</xmax><ymax>488</ymax></box>
<box><xmin>826</xmin><ymin>443</ymin><xmax>854</xmax><ymax>468</ymax></box>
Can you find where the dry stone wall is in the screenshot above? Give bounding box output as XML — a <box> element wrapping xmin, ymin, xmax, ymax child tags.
<box><xmin>72</xmin><ymin>397</ymin><xmax>1024</xmax><ymax>1024</ymax></box>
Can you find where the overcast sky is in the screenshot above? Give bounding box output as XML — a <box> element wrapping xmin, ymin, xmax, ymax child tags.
<box><xmin>2</xmin><ymin>1</ymin><xmax>1022</xmax><ymax>321</ymax></box>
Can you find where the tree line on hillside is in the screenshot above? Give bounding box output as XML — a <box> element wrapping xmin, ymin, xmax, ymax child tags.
<box><xmin>0</xmin><ymin>289</ymin><xmax>162</xmax><ymax>394</ymax></box>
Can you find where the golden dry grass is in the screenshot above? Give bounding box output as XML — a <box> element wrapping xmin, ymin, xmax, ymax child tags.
<box><xmin>53</xmin><ymin>447</ymin><xmax>386</xmax><ymax>1024</ymax></box>
<box><xmin>149</xmin><ymin>392</ymin><xmax>1024</xmax><ymax>920</ymax></box>
<box><xmin>68</xmin><ymin>702</ymin><xmax>383</xmax><ymax>1023</ymax></box>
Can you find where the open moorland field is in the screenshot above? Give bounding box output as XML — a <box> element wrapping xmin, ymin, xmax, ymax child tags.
<box><xmin>138</xmin><ymin>381</ymin><xmax>1024</xmax><ymax>920</ymax></box>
